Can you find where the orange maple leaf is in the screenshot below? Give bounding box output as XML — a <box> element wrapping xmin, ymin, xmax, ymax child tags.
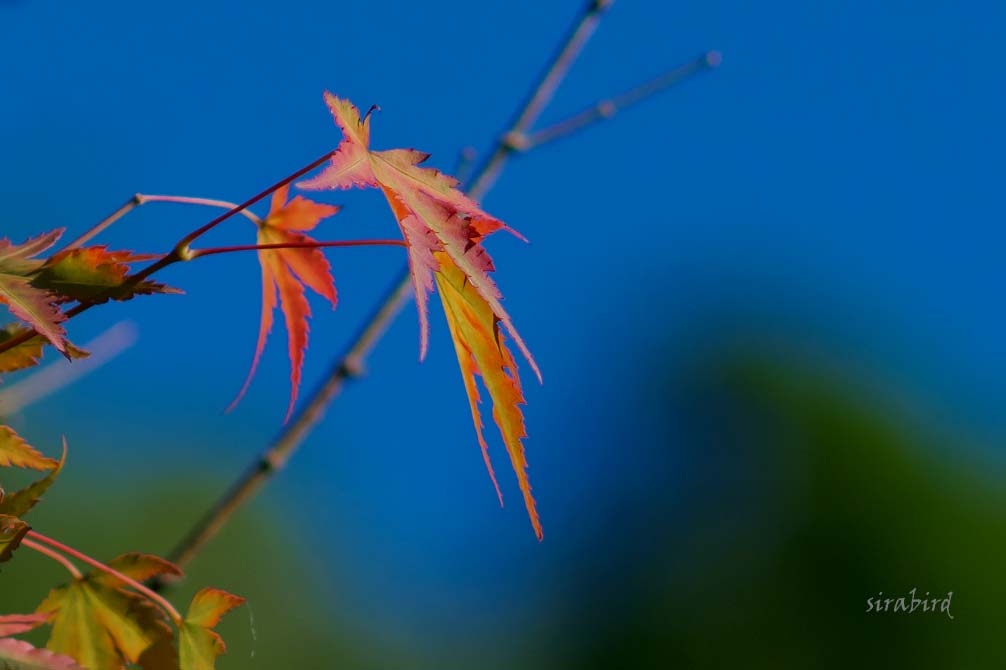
<box><xmin>231</xmin><ymin>185</ymin><xmax>340</xmax><ymax>420</ymax></box>
<box><xmin>299</xmin><ymin>94</ymin><xmax>543</xmax><ymax>537</ymax></box>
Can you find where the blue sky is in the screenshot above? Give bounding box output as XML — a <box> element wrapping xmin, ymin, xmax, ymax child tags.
<box><xmin>2</xmin><ymin>0</ymin><xmax>1004</xmax><ymax>649</ymax></box>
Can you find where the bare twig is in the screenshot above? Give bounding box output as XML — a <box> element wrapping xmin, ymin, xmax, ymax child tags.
<box><xmin>190</xmin><ymin>239</ymin><xmax>407</xmax><ymax>259</ymax></box>
<box><xmin>62</xmin><ymin>193</ymin><xmax>264</xmax><ymax>253</ymax></box>
<box><xmin>21</xmin><ymin>537</ymin><xmax>84</xmax><ymax>579</ymax></box>
<box><xmin>62</xmin><ymin>195</ymin><xmax>142</xmax><ymax>252</ymax></box>
<box><xmin>465</xmin><ymin>0</ymin><xmax>615</xmax><ymax>199</ymax></box>
<box><xmin>522</xmin><ymin>50</ymin><xmax>722</xmax><ymax>150</ymax></box>
<box><xmin>155</xmin><ymin>273</ymin><xmax>412</xmax><ymax>582</ymax></box>
<box><xmin>152</xmin><ymin>0</ymin><xmax>719</xmax><ymax>589</ymax></box>
<box><xmin>136</xmin><ymin>194</ymin><xmax>262</xmax><ymax>224</ymax></box>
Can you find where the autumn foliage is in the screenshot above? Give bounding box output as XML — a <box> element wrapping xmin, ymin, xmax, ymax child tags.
<box><xmin>0</xmin><ymin>93</ymin><xmax>542</xmax><ymax>668</ymax></box>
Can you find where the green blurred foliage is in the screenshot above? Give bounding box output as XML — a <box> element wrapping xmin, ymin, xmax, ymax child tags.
<box><xmin>556</xmin><ymin>352</ymin><xmax>1005</xmax><ymax>668</ymax></box>
<box><xmin>0</xmin><ymin>473</ymin><xmax>407</xmax><ymax>669</ymax></box>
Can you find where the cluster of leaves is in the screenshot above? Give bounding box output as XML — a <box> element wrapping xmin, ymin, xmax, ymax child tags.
<box><xmin>0</xmin><ymin>94</ymin><xmax>542</xmax><ymax>538</ymax></box>
<box><xmin>0</xmin><ymin>89</ymin><xmax>542</xmax><ymax>666</ymax></box>
<box><xmin>195</xmin><ymin>94</ymin><xmax>541</xmax><ymax>536</ymax></box>
<box><xmin>0</xmin><ymin>429</ymin><xmax>244</xmax><ymax>669</ymax></box>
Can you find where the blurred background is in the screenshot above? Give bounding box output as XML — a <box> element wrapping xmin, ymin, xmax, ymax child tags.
<box><xmin>2</xmin><ymin>0</ymin><xmax>1005</xmax><ymax>667</ymax></box>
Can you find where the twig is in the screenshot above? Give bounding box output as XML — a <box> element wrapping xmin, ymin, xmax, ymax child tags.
<box><xmin>21</xmin><ymin>537</ymin><xmax>84</xmax><ymax>579</ymax></box>
<box><xmin>465</xmin><ymin>0</ymin><xmax>615</xmax><ymax>200</ymax></box>
<box><xmin>63</xmin><ymin>193</ymin><xmax>260</xmax><ymax>257</ymax></box>
<box><xmin>190</xmin><ymin>239</ymin><xmax>407</xmax><ymax>259</ymax></box>
<box><xmin>137</xmin><ymin>195</ymin><xmax>262</xmax><ymax>224</ymax></box>
<box><xmin>62</xmin><ymin>195</ymin><xmax>142</xmax><ymax>252</ymax></box>
<box><xmin>155</xmin><ymin>272</ymin><xmax>412</xmax><ymax>583</ymax></box>
<box><xmin>521</xmin><ymin>50</ymin><xmax>722</xmax><ymax>150</ymax></box>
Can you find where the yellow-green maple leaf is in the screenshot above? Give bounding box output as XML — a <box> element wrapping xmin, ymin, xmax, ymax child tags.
<box><xmin>37</xmin><ymin>553</ymin><xmax>180</xmax><ymax>670</ymax></box>
<box><xmin>177</xmin><ymin>588</ymin><xmax>245</xmax><ymax>670</ymax></box>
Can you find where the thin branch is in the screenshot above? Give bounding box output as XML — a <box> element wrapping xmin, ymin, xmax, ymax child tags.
<box><xmin>21</xmin><ymin>537</ymin><xmax>84</xmax><ymax>579</ymax></box>
<box><xmin>151</xmin><ymin>0</ymin><xmax>619</xmax><ymax>590</ymax></box>
<box><xmin>522</xmin><ymin>50</ymin><xmax>722</xmax><ymax>150</ymax></box>
<box><xmin>190</xmin><ymin>239</ymin><xmax>407</xmax><ymax>259</ymax></box>
<box><xmin>137</xmin><ymin>194</ymin><xmax>263</xmax><ymax>224</ymax></box>
<box><xmin>62</xmin><ymin>195</ymin><xmax>142</xmax><ymax>252</ymax></box>
<box><xmin>64</xmin><ymin>193</ymin><xmax>261</xmax><ymax>258</ymax></box>
<box><xmin>27</xmin><ymin>530</ymin><xmax>183</xmax><ymax>624</ymax></box>
<box><xmin>153</xmin><ymin>272</ymin><xmax>413</xmax><ymax>586</ymax></box>
<box><xmin>466</xmin><ymin>0</ymin><xmax>615</xmax><ymax>200</ymax></box>
<box><xmin>61</xmin><ymin>191</ymin><xmax>263</xmax><ymax>255</ymax></box>
<box><xmin>174</xmin><ymin>149</ymin><xmax>335</xmax><ymax>250</ymax></box>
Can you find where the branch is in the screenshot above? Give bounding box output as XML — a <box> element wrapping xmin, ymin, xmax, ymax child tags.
<box><xmin>21</xmin><ymin>537</ymin><xmax>84</xmax><ymax>579</ymax></box>
<box><xmin>153</xmin><ymin>272</ymin><xmax>412</xmax><ymax>587</ymax></box>
<box><xmin>62</xmin><ymin>195</ymin><xmax>142</xmax><ymax>252</ymax></box>
<box><xmin>137</xmin><ymin>194</ymin><xmax>263</xmax><ymax>224</ymax></box>
<box><xmin>466</xmin><ymin>0</ymin><xmax>615</xmax><ymax>200</ymax></box>
<box><xmin>520</xmin><ymin>50</ymin><xmax>722</xmax><ymax>150</ymax></box>
<box><xmin>190</xmin><ymin>239</ymin><xmax>407</xmax><ymax>259</ymax></box>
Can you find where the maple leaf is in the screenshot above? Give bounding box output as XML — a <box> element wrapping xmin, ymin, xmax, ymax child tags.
<box><xmin>177</xmin><ymin>588</ymin><xmax>245</xmax><ymax>670</ymax></box>
<box><xmin>32</xmin><ymin>247</ymin><xmax>179</xmax><ymax>304</ymax></box>
<box><xmin>297</xmin><ymin>93</ymin><xmax>540</xmax><ymax>382</ymax></box>
<box><xmin>0</xmin><ymin>612</ymin><xmax>49</xmax><ymax>636</ymax></box>
<box><xmin>0</xmin><ymin>438</ymin><xmax>65</xmax><ymax>518</ymax></box>
<box><xmin>0</xmin><ymin>514</ymin><xmax>28</xmax><ymax>562</ymax></box>
<box><xmin>0</xmin><ymin>424</ymin><xmax>57</xmax><ymax>470</ymax></box>
<box><xmin>231</xmin><ymin>184</ymin><xmax>340</xmax><ymax>420</ymax></box>
<box><xmin>0</xmin><ymin>638</ymin><xmax>82</xmax><ymax>669</ymax></box>
<box><xmin>37</xmin><ymin>553</ymin><xmax>181</xmax><ymax>670</ymax></box>
<box><xmin>135</xmin><ymin>587</ymin><xmax>245</xmax><ymax>670</ymax></box>
<box><xmin>0</xmin><ymin>230</ymin><xmax>69</xmax><ymax>354</ymax></box>
<box><xmin>435</xmin><ymin>254</ymin><xmax>542</xmax><ymax>539</ymax></box>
